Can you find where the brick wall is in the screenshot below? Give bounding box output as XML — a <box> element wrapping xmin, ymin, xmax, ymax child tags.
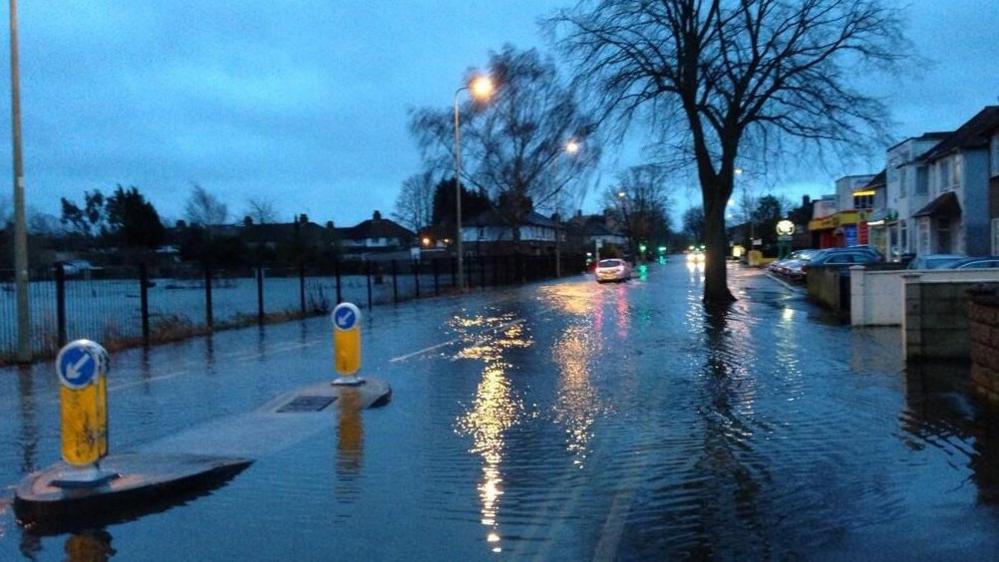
<box><xmin>970</xmin><ymin>290</ymin><xmax>999</xmax><ymax>403</ymax></box>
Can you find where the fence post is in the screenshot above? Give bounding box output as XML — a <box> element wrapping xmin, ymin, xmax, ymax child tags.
<box><xmin>493</xmin><ymin>255</ymin><xmax>499</xmax><ymax>287</ymax></box>
<box><xmin>366</xmin><ymin>261</ymin><xmax>373</xmax><ymax>309</ymax></box>
<box><xmin>204</xmin><ymin>263</ymin><xmax>214</xmax><ymax>329</ymax></box>
<box><xmin>139</xmin><ymin>263</ymin><xmax>150</xmax><ymax>345</ymax></box>
<box><xmin>516</xmin><ymin>254</ymin><xmax>523</xmax><ymax>284</ymax></box>
<box><xmin>479</xmin><ymin>255</ymin><xmax>485</xmax><ymax>289</ymax></box>
<box><xmin>334</xmin><ymin>256</ymin><xmax>343</xmax><ymax>305</ymax></box>
<box><xmin>299</xmin><ymin>261</ymin><xmax>306</xmax><ymax>315</ymax></box>
<box><xmin>257</xmin><ymin>265</ymin><xmax>265</xmax><ymax>325</ymax></box>
<box><xmin>391</xmin><ymin>260</ymin><xmax>399</xmax><ymax>304</ymax></box>
<box><xmin>411</xmin><ymin>260</ymin><xmax>419</xmax><ymax>298</ymax></box>
<box><xmin>55</xmin><ymin>263</ymin><xmax>66</xmax><ymax>347</ymax></box>
<box><xmin>432</xmin><ymin>258</ymin><xmax>439</xmax><ymax>296</ymax></box>
<box><xmin>450</xmin><ymin>257</ymin><xmax>457</xmax><ymax>289</ymax></box>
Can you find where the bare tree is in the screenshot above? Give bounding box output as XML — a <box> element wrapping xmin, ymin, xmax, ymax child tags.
<box><xmin>602</xmin><ymin>164</ymin><xmax>675</xmax><ymax>251</ymax></box>
<box><xmin>392</xmin><ymin>171</ymin><xmax>435</xmax><ymax>231</ymax></box>
<box><xmin>245</xmin><ymin>198</ymin><xmax>278</xmax><ymax>224</ymax></box>
<box><xmin>185</xmin><ymin>183</ymin><xmax>229</xmax><ymax>226</ymax></box>
<box><xmin>552</xmin><ymin>0</ymin><xmax>907</xmax><ymax>302</ymax></box>
<box><xmin>409</xmin><ymin>45</ymin><xmax>601</xmax><ymax>239</ymax></box>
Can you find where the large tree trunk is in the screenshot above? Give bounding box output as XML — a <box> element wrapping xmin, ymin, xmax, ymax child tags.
<box><xmin>702</xmin><ymin>187</ymin><xmax>736</xmax><ymax>304</ymax></box>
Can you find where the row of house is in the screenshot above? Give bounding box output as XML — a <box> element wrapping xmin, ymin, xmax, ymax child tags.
<box><xmin>197</xmin><ymin>207</ymin><xmax>630</xmax><ymax>262</ymax></box>
<box><xmin>808</xmin><ymin>106</ymin><xmax>999</xmax><ymax>259</ymax></box>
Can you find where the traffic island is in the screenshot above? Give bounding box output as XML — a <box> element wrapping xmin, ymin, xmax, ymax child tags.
<box><xmin>14</xmin><ymin>453</ymin><xmax>251</xmax><ymax>535</ymax></box>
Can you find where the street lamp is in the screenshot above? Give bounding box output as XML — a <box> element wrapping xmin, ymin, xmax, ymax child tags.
<box><xmin>553</xmin><ymin>139</ymin><xmax>581</xmax><ymax>277</ymax></box>
<box><xmin>453</xmin><ymin>74</ymin><xmax>494</xmax><ymax>291</ymax></box>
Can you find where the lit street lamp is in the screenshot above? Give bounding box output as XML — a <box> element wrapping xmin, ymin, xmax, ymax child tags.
<box><xmin>453</xmin><ymin>74</ymin><xmax>494</xmax><ymax>291</ymax></box>
<box><xmin>553</xmin><ymin>139</ymin><xmax>581</xmax><ymax>278</ymax></box>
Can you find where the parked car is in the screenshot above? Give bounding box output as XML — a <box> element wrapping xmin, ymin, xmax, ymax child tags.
<box><xmin>595</xmin><ymin>258</ymin><xmax>632</xmax><ymax>283</ymax></box>
<box><xmin>768</xmin><ymin>249</ymin><xmax>820</xmax><ymax>279</ymax></box>
<box><xmin>800</xmin><ymin>248</ymin><xmax>881</xmax><ymax>276</ymax></box>
<box><xmin>906</xmin><ymin>254</ymin><xmax>966</xmax><ymax>270</ymax></box>
<box><xmin>940</xmin><ymin>256</ymin><xmax>999</xmax><ymax>269</ymax></box>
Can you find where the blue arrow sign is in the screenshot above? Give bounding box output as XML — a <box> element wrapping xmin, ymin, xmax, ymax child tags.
<box><xmin>57</xmin><ymin>343</ymin><xmax>98</xmax><ymax>389</ymax></box>
<box><xmin>334</xmin><ymin>305</ymin><xmax>357</xmax><ymax>330</ymax></box>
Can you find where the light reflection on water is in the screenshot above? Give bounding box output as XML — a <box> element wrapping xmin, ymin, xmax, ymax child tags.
<box><xmin>452</xmin><ymin>313</ymin><xmax>532</xmax><ymax>554</ymax></box>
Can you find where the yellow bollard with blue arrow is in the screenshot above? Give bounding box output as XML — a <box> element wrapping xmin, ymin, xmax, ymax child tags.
<box><xmin>53</xmin><ymin>339</ymin><xmax>117</xmax><ymax>487</ymax></box>
<box><xmin>332</xmin><ymin>302</ymin><xmax>365</xmax><ymax>386</ymax></box>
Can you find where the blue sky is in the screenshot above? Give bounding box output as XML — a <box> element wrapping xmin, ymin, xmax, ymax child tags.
<box><xmin>1</xmin><ymin>0</ymin><xmax>998</xmax><ymax>228</ymax></box>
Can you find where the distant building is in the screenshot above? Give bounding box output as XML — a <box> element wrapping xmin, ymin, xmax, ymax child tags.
<box><xmin>336</xmin><ymin>211</ymin><xmax>415</xmax><ymax>254</ymax></box>
<box><xmin>988</xmin><ymin>119</ymin><xmax>999</xmax><ymax>253</ymax></box>
<box><xmin>461</xmin><ymin>209</ymin><xmax>559</xmax><ymax>255</ymax></box>
<box><xmin>884</xmin><ymin>132</ymin><xmax>952</xmax><ymax>259</ymax></box>
<box><xmin>808</xmin><ymin>175</ymin><xmax>879</xmax><ymax>249</ymax></box>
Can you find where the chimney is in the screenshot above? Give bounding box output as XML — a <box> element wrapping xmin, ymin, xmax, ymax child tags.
<box><xmin>373</xmin><ymin>210</ymin><xmax>382</xmax><ymax>221</ymax></box>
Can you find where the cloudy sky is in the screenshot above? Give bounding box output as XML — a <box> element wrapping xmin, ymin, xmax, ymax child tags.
<box><xmin>2</xmin><ymin>0</ymin><xmax>998</xmax><ymax>228</ymax></box>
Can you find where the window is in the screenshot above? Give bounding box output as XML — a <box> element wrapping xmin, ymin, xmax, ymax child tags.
<box><xmin>938</xmin><ymin>160</ymin><xmax>951</xmax><ymax>192</ymax></box>
<box><xmin>916</xmin><ymin>167</ymin><xmax>928</xmax><ymax>195</ymax></box>
<box><xmin>899</xmin><ymin>167</ymin><xmax>908</xmax><ymax>197</ymax></box>
<box><xmin>953</xmin><ymin>155</ymin><xmax>961</xmax><ymax>187</ymax></box>
<box><xmin>992</xmin><ymin>135</ymin><xmax>999</xmax><ymax>177</ymax></box>
<box><xmin>900</xmin><ymin>220</ymin><xmax>908</xmax><ymax>253</ymax></box>
<box><xmin>918</xmin><ymin>219</ymin><xmax>930</xmax><ymax>254</ymax></box>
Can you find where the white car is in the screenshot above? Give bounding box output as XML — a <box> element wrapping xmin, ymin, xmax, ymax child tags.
<box><xmin>595</xmin><ymin>258</ymin><xmax>632</xmax><ymax>283</ymax></box>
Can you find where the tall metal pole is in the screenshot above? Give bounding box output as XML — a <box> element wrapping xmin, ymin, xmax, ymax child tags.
<box><xmin>554</xmin><ymin>156</ymin><xmax>561</xmax><ymax>278</ymax></box>
<box><xmin>9</xmin><ymin>0</ymin><xmax>30</xmax><ymax>362</ymax></box>
<box><xmin>453</xmin><ymin>88</ymin><xmax>465</xmax><ymax>291</ymax></box>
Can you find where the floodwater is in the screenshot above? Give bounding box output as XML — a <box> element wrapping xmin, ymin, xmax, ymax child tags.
<box><xmin>1</xmin><ymin>260</ymin><xmax>998</xmax><ymax>560</ymax></box>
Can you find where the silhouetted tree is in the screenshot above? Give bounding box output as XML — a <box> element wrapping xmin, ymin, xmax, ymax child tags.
<box><xmin>60</xmin><ymin>190</ymin><xmax>107</xmax><ymax>237</ymax></box>
<box><xmin>410</xmin><ymin>45</ymin><xmax>601</xmax><ymax>239</ymax></box>
<box><xmin>105</xmin><ymin>185</ymin><xmax>165</xmax><ymax>249</ymax></box>
<box><xmin>393</xmin><ymin>171</ymin><xmax>435</xmax><ymax>231</ymax></box>
<box><xmin>185</xmin><ymin>183</ymin><xmax>229</xmax><ymax>226</ymax></box>
<box><xmin>553</xmin><ymin>0</ymin><xmax>907</xmax><ymax>302</ymax></box>
<box><xmin>682</xmin><ymin>206</ymin><xmax>705</xmax><ymax>244</ymax></box>
<box><xmin>245</xmin><ymin>198</ymin><xmax>278</xmax><ymax>224</ymax></box>
<box><xmin>430</xmin><ymin>177</ymin><xmax>491</xmax><ymax>228</ymax></box>
<box><xmin>602</xmin><ymin>164</ymin><xmax>674</xmax><ymax>252</ymax></box>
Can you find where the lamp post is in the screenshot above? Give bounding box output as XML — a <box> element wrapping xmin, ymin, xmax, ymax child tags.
<box><xmin>453</xmin><ymin>74</ymin><xmax>494</xmax><ymax>291</ymax></box>
<box><xmin>553</xmin><ymin>139</ymin><xmax>580</xmax><ymax>278</ymax></box>
<box><xmin>9</xmin><ymin>0</ymin><xmax>29</xmax><ymax>362</ymax></box>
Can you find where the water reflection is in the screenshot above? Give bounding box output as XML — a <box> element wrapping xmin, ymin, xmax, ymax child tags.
<box><xmin>16</xmin><ymin>366</ymin><xmax>38</xmax><ymax>474</ymax></box>
<box><xmin>335</xmin><ymin>387</ymin><xmax>365</xmax><ymax>505</ymax></box>
<box><xmin>693</xmin><ymin>303</ymin><xmax>770</xmax><ymax>555</ymax></box>
<box><xmin>552</xmin><ymin>324</ymin><xmax>603</xmax><ymax>466</ymax></box>
<box><xmin>452</xmin><ymin>313</ymin><xmax>532</xmax><ymax>554</ymax></box>
<box><xmin>64</xmin><ymin>530</ymin><xmax>115</xmax><ymax>562</ymax></box>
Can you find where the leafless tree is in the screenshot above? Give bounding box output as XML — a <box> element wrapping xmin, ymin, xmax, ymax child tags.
<box><xmin>409</xmin><ymin>45</ymin><xmax>602</xmax><ymax>239</ymax></box>
<box><xmin>552</xmin><ymin>0</ymin><xmax>907</xmax><ymax>302</ymax></box>
<box><xmin>185</xmin><ymin>183</ymin><xmax>229</xmax><ymax>226</ymax></box>
<box><xmin>392</xmin><ymin>171</ymin><xmax>435</xmax><ymax>232</ymax></box>
<box><xmin>245</xmin><ymin>197</ymin><xmax>278</xmax><ymax>224</ymax></box>
<box><xmin>602</xmin><ymin>164</ymin><xmax>675</xmax><ymax>251</ymax></box>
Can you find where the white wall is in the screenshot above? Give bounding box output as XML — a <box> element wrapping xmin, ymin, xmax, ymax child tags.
<box><xmin>850</xmin><ymin>266</ymin><xmax>999</xmax><ymax>326</ymax></box>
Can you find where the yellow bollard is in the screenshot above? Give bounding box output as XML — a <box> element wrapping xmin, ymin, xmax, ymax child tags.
<box><xmin>56</xmin><ymin>340</ymin><xmax>110</xmax><ymax>467</ymax></box>
<box><xmin>332</xmin><ymin>303</ymin><xmax>364</xmax><ymax>385</ymax></box>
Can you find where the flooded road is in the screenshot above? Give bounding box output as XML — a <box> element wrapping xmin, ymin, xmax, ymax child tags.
<box><xmin>2</xmin><ymin>260</ymin><xmax>998</xmax><ymax>560</ymax></box>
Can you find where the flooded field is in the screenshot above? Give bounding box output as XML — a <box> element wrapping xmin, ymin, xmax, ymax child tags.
<box><xmin>1</xmin><ymin>261</ymin><xmax>997</xmax><ymax>560</ymax></box>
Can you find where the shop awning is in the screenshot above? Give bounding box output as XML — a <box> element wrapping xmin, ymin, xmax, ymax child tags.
<box><xmin>912</xmin><ymin>191</ymin><xmax>961</xmax><ymax>218</ymax></box>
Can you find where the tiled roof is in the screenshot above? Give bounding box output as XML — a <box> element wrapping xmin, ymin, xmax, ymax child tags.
<box><xmin>918</xmin><ymin>106</ymin><xmax>999</xmax><ymax>163</ymax></box>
